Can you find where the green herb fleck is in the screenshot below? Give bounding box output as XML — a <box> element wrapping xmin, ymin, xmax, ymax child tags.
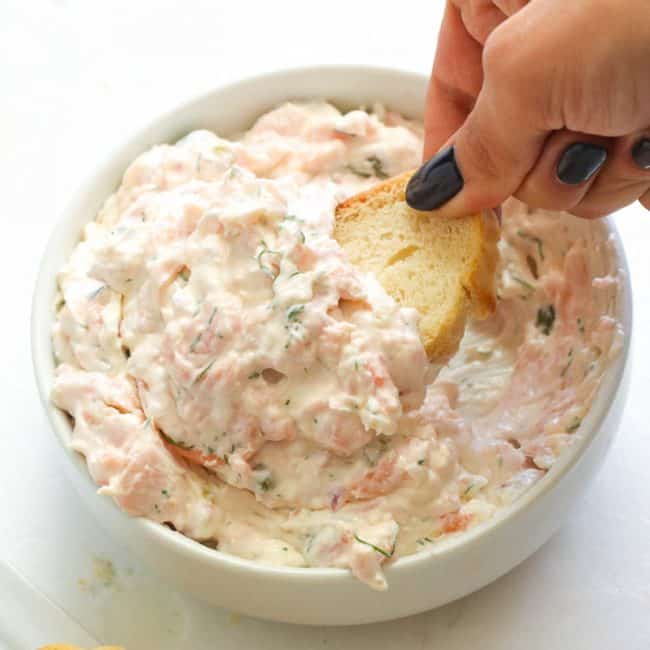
<box><xmin>259</xmin><ymin>476</ymin><xmax>274</xmax><ymax>491</ymax></box>
<box><xmin>88</xmin><ymin>285</ymin><xmax>106</xmax><ymax>300</ymax></box>
<box><xmin>193</xmin><ymin>360</ymin><xmax>215</xmax><ymax>384</ymax></box>
<box><xmin>462</xmin><ymin>483</ymin><xmax>476</xmax><ymax>498</ymax></box>
<box><xmin>285</xmin><ymin>399</ymin><xmax>291</xmax><ymax>406</ymax></box>
<box><xmin>248</xmin><ymin>371</ymin><xmax>261</xmax><ymax>380</ymax></box>
<box><xmin>189</xmin><ymin>332</ymin><xmax>202</xmax><ymax>352</ymax></box>
<box><xmin>417</xmin><ymin>459</ymin><xmax>426</xmax><ymax>466</ymax></box>
<box><xmin>517</xmin><ymin>230</ymin><xmax>544</xmax><ymax>260</ymax></box>
<box><xmin>160</xmin><ymin>431</ymin><xmax>194</xmax><ymax>450</ymax></box>
<box><xmin>566</xmin><ymin>416</ymin><xmax>581</xmax><ymax>433</ymax></box>
<box><xmin>161</xmin><ymin>489</ymin><xmax>170</xmax><ymax>497</ymax></box>
<box><xmin>345</xmin><ymin>156</ymin><xmax>388</xmax><ymax>179</ymax></box>
<box><xmin>346</xmin><ymin>165</ymin><xmax>371</xmax><ymax>178</ymax></box>
<box><xmin>353</xmin><ymin>534</ymin><xmax>394</xmax><ymax>558</ymax></box>
<box><xmin>577</xmin><ymin>317</ymin><xmax>585</xmax><ymax>334</ymax></box>
<box><xmin>256</xmin><ymin>240</ymin><xmax>281</xmax><ymax>278</ymax></box>
<box><xmin>536</xmin><ymin>304</ymin><xmax>556</xmax><ymax>335</ymax></box>
<box><xmin>287</xmin><ymin>304</ymin><xmax>305</xmax><ymax>322</ymax></box>
<box><xmin>561</xmin><ymin>348</ymin><xmax>574</xmax><ymax>377</ymax></box>
<box><xmin>368</xmin><ymin>156</ymin><xmax>388</xmax><ymax>179</ymax></box>
<box><xmin>512</xmin><ymin>275</ymin><xmax>535</xmax><ymax>292</ymax></box>
<box><xmin>252</xmin><ymin>463</ymin><xmax>275</xmax><ymax>491</ymax></box>
<box><xmin>178</xmin><ymin>267</ymin><xmax>191</xmax><ymax>282</ymax></box>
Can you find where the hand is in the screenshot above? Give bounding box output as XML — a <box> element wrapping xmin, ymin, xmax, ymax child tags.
<box><xmin>406</xmin><ymin>0</ymin><xmax>650</xmax><ymax>219</ymax></box>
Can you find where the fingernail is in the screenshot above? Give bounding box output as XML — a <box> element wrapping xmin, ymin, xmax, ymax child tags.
<box><xmin>406</xmin><ymin>146</ymin><xmax>464</xmax><ymax>210</ymax></box>
<box><xmin>632</xmin><ymin>138</ymin><xmax>650</xmax><ymax>170</ymax></box>
<box><xmin>556</xmin><ymin>143</ymin><xmax>607</xmax><ymax>185</ymax></box>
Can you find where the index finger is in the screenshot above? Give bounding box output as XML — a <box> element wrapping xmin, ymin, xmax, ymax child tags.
<box><xmin>424</xmin><ymin>2</ymin><xmax>493</xmax><ymax>158</ymax></box>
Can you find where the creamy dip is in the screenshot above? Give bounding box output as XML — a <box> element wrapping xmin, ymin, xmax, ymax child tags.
<box><xmin>51</xmin><ymin>102</ymin><xmax>623</xmax><ymax>589</ymax></box>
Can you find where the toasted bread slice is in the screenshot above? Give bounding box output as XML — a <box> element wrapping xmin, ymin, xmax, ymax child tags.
<box><xmin>335</xmin><ymin>171</ymin><xmax>499</xmax><ymax>360</ymax></box>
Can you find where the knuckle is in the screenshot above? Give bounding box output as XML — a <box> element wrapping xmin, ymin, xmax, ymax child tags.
<box><xmin>482</xmin><ymin>28</ymin><xmax>514</xmax><ymax>80</ymax></box>
<box><xmin>483</xmin><ymin>22</ymin><xmax>559</xmax><ymax>130</ymax></box>
<box><xmin>459</xmin><ymin>117</ymin><xmax>504</xmax><ymax>183</ymax></box>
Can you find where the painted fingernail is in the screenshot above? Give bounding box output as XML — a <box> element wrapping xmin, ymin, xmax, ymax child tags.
<box><xmin>632</xmin><ymin>138</ymin><xmax>650</xmax><ymax>170</ymax></box>
<box><xmin>556</xmin><ymin>143</ymin><xmax>607</xmax><ymax>185</ymax></box>
<box><xmin>406</xmin><ymin>146</ymin><xmax>464</xmax><ymax>210</ymax></box>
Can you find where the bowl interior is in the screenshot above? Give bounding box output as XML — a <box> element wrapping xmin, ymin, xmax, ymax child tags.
<box><xmin>31</xmin><ymin>65</ymin><xmax>633</xmax><ymax>584</ymax></box>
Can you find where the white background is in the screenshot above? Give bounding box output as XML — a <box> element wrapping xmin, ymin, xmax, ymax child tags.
<box><xmin>2</xmin><ymin>0</ymin><xmax>649</xmax><ymax>647</ymax></box>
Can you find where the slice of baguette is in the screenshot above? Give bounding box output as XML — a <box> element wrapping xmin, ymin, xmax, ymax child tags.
<box><xmin>334</xmin><ymin>171</ymin><xmax>499</xmax><ymax>360</ymax></box>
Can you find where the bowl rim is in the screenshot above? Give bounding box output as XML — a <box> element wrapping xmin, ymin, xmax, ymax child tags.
<box><xmin>31</xmin><ymin>64</ymin><xmax>634</xmax><ymax>585</ymax></box>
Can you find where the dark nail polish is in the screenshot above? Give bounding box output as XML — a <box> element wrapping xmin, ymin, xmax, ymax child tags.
<box><xmin>406</xmin><ymin>146</ymin><xmax>464</xmax><ymax>210</ymax></box>
<box><xmin>632</xmin><ymin>138</ymin><xmax>650</xmax><ymax>170</ymax></box>
<box><xmin>556</xmin><ymin>143</ymin><xmax>607</xmax><ymax>185</ymax></box>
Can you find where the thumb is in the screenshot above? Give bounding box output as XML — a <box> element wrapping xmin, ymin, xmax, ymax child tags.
<box><xmin>407</xmin><ymin>36</ymin><xmax>549</xmax><ymax>216</ymax></box>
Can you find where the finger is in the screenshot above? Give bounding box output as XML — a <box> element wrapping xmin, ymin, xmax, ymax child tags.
<box><xmin>514</xmin><ymin>130</ymin><xmax>610</xmax><ymax>211</ymax></box>
<box><xmin>408</xmin><ymin>20</ymin><xmax>551</xmax><ymax>215</ymax></box>
<box><xmin>451</xmin><ymin>0</ymin><xmax>508</xmax><ymax>44</ymax></box>
<box><xmin>640</xmin><ymin>189</ymin><xmax>650</xmax><ymax>211</ymax></box>
<box><xmin>571</xmin><ymin>132</ymin><xmax>650</xmax><ymax>218</ymax></box>
<box><xmin>424</xmin><ymin>2</ymin><xmax>487</xmax><ymax>158</ymax></box>
<box><xmin>492</xmin><ymin>0</ymin><xmax>529</xmax><ymax>16</ymax></box>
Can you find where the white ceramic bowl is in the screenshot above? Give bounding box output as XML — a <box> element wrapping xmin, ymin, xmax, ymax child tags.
<box><xmin>32</xmin><ymin>65</ymin><xmax>632</xmax><ymax>626</ymax></box>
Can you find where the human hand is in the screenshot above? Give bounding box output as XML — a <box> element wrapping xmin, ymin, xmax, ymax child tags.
<box><xmin>406</xmin><ymin>0</ymin><xmax>650</xmax><ymax>218</ymax></box>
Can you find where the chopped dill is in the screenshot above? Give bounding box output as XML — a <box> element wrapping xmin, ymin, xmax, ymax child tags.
<box><xmin>287</xmin><ymin>304</ymin><xmax>305</xmax><ymax>322</ymax></box>
<box><xmin>517</xmin><ymin>230</ymin><xmax>544</xmax><ymax>260</ymax></box>
<box><xmin>561</xmin><ymin>348</ymin><xmax>574</xmax><ymax>377</ymax></box>
<box><xmin>193</xmin><ymin>359</ymin><xmax>215</xmax><ymax>384</ymax></box>
<box><xmin>353</xmin><ymin>534</ymin><xmax>394</xmax><ymax>558</ymax></box>
<box><xmin>536</xmin><ymin>304</ymin><xmax>556</xmax><ymax>335</ymax></box>
<box><xmin>566</xmin><ymin>416</ymin><xmax>582</xmax><ymax>433</ymax></box>
<box><xmin>512</xmin><ymin>275</ymin><xmax>535</xmax><ymax>292</ymax></box>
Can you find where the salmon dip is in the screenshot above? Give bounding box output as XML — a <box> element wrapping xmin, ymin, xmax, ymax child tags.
<box><xmin>51</xmin><ymin>102</ymin><xmax>623</xmax><ymax>589</ymax></box>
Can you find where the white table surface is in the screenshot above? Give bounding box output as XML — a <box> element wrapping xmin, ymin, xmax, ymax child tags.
<box><xmin>2</xmin><ymin>1</ymin><xmax>649</xmax><ymax>647</ymax></box>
